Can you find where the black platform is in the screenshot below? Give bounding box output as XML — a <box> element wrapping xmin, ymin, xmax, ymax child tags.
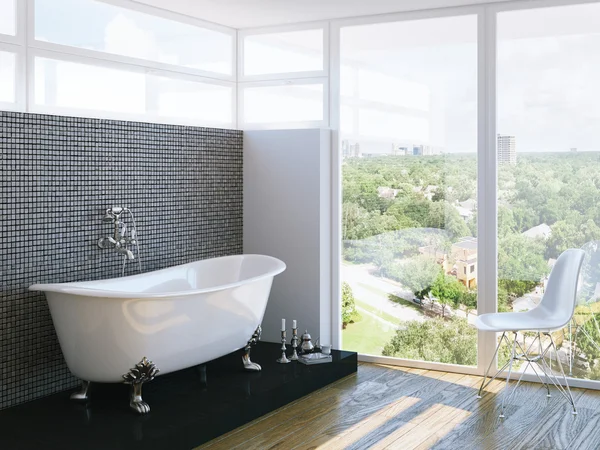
<box><xmin>0</xmin><ymin>343</ymin><xmax>357</xmax><ymax>450</ymax></box>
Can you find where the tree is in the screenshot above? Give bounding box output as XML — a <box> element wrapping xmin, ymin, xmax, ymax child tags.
<box><xmin>431</xmin><ymin>272</ymin><xmax>464</xmax><ymax>318</ymax></box>
<box><xmin>382</xmin><ymin>318</ymin><xmax>476</xmax><ymax>366</ymax></box>
<box><xmin>459</xmin><ymin>290</ymin><xmax>478</xmax><ymax>318</ymax></box>
<box><xmin>341</xmin><ymin>282</ymin><xmax>360</xmax><ymax>329</ymax></box>
<box><xmin>498</xmin><ymin>234</ymin><xmax>548</xmax><ymax>296</ymax></box>
<box><xmin>391</xmin><ymin>256</ymin><xmax>441</xmax><ymax>298</ymax></box>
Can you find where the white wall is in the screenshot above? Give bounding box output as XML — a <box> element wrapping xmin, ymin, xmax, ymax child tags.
<box><xmin>244</xmin><ymin>129</ymin><xmax>332</xmax><ymax>345</ymax></box>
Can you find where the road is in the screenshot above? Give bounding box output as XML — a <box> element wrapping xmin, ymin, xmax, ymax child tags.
<box><xmin>342</xmin><ymin>262</ymin><xmax>477</xmax><ymax>325</ymax></box>
<box><xmin>342</xmin><ymin>263</ymin><xmax>424</xmax><ymax>323</ymax></box>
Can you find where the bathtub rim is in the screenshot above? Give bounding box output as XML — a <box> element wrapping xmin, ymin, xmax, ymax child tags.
<box><xmin>29</xmin><ymin>254</ymin><xmax>285</xmax><ymax>299</ymax></box>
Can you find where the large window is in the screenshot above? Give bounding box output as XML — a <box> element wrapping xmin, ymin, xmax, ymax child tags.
<box><xmin>0</xmin><ymin>0</ymin><xmax>235</xmax><ymax>126</ymax></box>
<box><xmin>242</xmin><ymin>28</ymin><xmax>324</xmax><ymax>77</ymax></box>
<box><xmin>0</xmin><ymin>0</ymin><xmax>16</xmax><ymax>36</ymax></box>
<box><xmin>238</xmin><ymin>25</ymin><xmax>328</xmax><ymax>129</ymax></box>
<box><xmin>34</xmin><ymin>0</ymin><xmax>233</xmax><ymax>76</ymax></box>
<box><xmin>497</xmin><ymin>3</ymin><xmax>600</xmax><ymax>381</ymax></box>
<box><xmin>0</xmin><ymin>50</ymin><xmax>16</xmax><ymax>104</ymax></box>
<box><xmin>240</xmin><ymin>81</ymin><xmax>325</xmax><ymax>128</ymax></box>
<box><xmin>33</xmin><ymin>55</ymin><xmax>234</xmax><ymax>127</ymax></box>
<box><xmin>34</xmin><ymin>56</ymin><xmax>146</xmax><ymax>115</ymax></box>
<box><xmin>339</xmin><ymin>15</ymin><xmax>478</xmax><ymax>365</ymax></box>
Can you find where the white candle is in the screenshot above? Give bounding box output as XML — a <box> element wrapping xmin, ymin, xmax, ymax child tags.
<box><xmin>281</xmin><ymin>318</ymin><xmax>285</xmax><ymax>331</ymax></box>
<box><xmin>293</xmin><ymin>320</ymin><xmax>297</xmax><ymax>329</ymax></box>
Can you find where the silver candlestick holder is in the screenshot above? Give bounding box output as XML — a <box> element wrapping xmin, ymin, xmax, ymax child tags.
<box><xmin>276</xmin><ymin>330</ymin><xmax>291</xmax><ymax>364</ymax></box>
<box><xmin>289</xmin><ymin>327</ymin><xmax>299</xmax><ymax>361</ymax></box>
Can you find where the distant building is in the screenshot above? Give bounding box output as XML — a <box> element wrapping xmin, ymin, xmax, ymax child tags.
<box><xmin>497</xmin><ymin>134</ymin><xmax>516</xmax><ymax>165</ymax></box>
<box><xmin>413</xmin><ymin>145</ymin><xmax>423</xmax><ymax>156</ymax></box>
<box><xmin>392</xmin><ymin>144</ymin><xmax>408</xmax><ymax>156</ymax></box>
<box><xmin>342</xmin><ymin>140</ymin><xmax>361</xmax><ymax>158</ymax></box>
<box><xmin>418</xmin><ymin>245</ymin><xmax>448</xmax><ymax>273</ymax></box>
<box><xmin>455</xmin><ymin>205</ymin><xmax>474</xmax><ymax>221</ymax></box>
<box><xmin>459</xmin><ymin>199</ymin><xmax>476</xmax><ymax>212</ymax></box>
<box><xmin>455</xmin><ymin>199</ymin><xmax>476</xmax><ymax>221</ymax></box>
<box><xmin>570</xmin><ymin>148</ymin><xmax>578</xmax><ymax>153</ymax></box>
<box><xmin>377</xmin><ymin>186</ymin><xmax>399</xmax><ymax>199</ymax></box>
<box><xmin>451</xmin><ymin>237</ymin><xmax>478</xmax><ymax>289</ymax></box>
<box><xmin>522</xmin><ymin>223</ymin><xmax>552</xmax><ymax>240</ymax></box>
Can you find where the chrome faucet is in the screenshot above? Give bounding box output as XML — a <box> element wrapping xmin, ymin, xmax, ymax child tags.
<box><xmin>98</xmin><ymin>207</ymin><xmax>137</xmax><ymax>261</ymax></box>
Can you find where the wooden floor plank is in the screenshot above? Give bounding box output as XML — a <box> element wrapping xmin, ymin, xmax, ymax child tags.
<box><xmin>198</xmin><ymin>363</ymin><xmax>600</xmax><ymax>450</ymax></box>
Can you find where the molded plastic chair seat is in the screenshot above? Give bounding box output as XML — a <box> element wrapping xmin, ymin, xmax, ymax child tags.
<box><xmin>476</xmin><ymin>307</ymin><xmax>568</xmax><ymax>333</ymax></box>
<box><xmin>475</xmin><ymin>248</ymin><xmax>585</xmax><ymax>418</ymax></box>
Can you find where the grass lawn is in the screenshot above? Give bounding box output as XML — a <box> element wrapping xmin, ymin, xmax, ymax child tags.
<box><xmin>355</xmin><ymin>299</ymin><xmax>402</xmax><ymax>325</ymax></box>
<box><xmin>355</xmin><ymin>281</ymin><xmax>423</xmax><ymax>313</ymax></box>
<box><xmin>342</xmin><ymin>311</ymin><xmax>398</xmax><ymax>356</ymax></box>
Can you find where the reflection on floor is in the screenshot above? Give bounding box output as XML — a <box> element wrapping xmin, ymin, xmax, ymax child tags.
<box><xmin>199</xmin><ymin>362</ymin><xmax>600</xmax><ymax>450</ymax></box>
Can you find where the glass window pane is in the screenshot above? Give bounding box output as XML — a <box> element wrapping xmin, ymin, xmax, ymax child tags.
<box><xmin>34</xmin><ymin>0</ymin><xmax>233</xmax><ymax>75</ymax></box>
<box><xmin>242</xmin><ymin>84</ymin><xmax>324</xmax><ymax>124</ymax></box>
<box><xmin>34</xmin><ymin>57</ymin><xmax>146</xmax><ymax>114</ymax></box>
<box><xmin>340</xmin><ymin>16</ymin><xmax>478</xmax><ymax>364</ymax></box>
<box><xmin>0</xmin><ymin>51</ymin><xmax>16</xmax><ymax>103</ymax></box>
<box><xmin>149</xmin><ymin>76</ymin><xmax>233</xmax><ymax>126</ymax></box>
<box><xmin>0</xmin><ymin>0</ymin><xmax>16</xmax><ymax>35</ymax></box>
<box><xmin>244</xmin><ymin>29</ymin><xmax>323</xmax><ymax>76</ymax></box>
<box><xmin>497</xmin><ymin>3</ymin><xmax>600</xmax><ymax>379</ymax></box>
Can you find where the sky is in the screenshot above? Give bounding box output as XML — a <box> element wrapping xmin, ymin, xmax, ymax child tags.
<box><xmin>339</xmin><ymin>4</ymin><xmax>600</xmax><ymax>153</ymax></box>
<box><xmin>4</xmin><ymin>0</ymin><xmax>600</xmax><ymax>149</ymax></box>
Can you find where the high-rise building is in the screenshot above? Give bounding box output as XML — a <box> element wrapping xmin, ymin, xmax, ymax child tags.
<box><xmin>497</xmin><ymin>134</ymin><xmax>516</xmax><ymax>165</ymax></box>
<box><xmin>341</xmin><ymin>140</ymin><xmax>362</xmax><ymax>158</ymax></box>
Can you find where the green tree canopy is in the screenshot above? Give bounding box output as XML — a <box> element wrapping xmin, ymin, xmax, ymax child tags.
<box><xmin>391</xmin><ymin>256</ymin><xmax>441</xmax><ymax>298</ymax></box>
<box><xmin>341</xmin><ymin>282</ymin><xmax>359</xmax><ymax>329</ymax></box>
<box><xmin>382</xmin><ymin>318</ymin><xmax>476</xmax><ymax>366</ymax></box>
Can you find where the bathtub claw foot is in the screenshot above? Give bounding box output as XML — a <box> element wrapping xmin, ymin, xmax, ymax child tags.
<box><xmin>70</xmin><ymin>380</ymin><xmax>91</xmax><ymax>401</ymax></box>
<box><xmin>129</xmin><ymin>384</ymin><xmax>151</xmax><ymax>415</ymax></box>
<box><xmin>122</xmin><ymin>357</ymin><xmax>159</xmax><ymax>415</ymax></box>
<box><xmin>243</xmin><ymin>325</ymin><xmax>262</xmax><ymax>372</ymax></box>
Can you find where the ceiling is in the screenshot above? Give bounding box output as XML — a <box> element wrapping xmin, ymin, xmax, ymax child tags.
<box><xmin>133</xmin><ymin>0</ymin><xmax>513</xmax><ymax>29</ymax></box>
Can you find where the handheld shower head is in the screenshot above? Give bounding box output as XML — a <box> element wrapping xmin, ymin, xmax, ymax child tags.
<box><xmin>103</xmin><ymin>206</ymin><xmax>125</xmax><ymax>222</ymax></box>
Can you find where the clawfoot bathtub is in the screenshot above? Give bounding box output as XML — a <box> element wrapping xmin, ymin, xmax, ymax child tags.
<box><xmin>30</xmin><ymin>254</ymin><xmax>285</xmax><ymax>414</ymax></box>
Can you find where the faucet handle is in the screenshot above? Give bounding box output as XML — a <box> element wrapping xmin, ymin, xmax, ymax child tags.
<box><xmin>98</xmin><ymin>236</ymin><xmax>117</xmax><ymax>249</ymax></box>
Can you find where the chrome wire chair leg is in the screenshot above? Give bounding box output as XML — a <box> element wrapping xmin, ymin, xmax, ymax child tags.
<box><xmin>242</xmin><ymin>325</ymin><xmax>262</xmax><ymax>371</ymax></box>
<box><xmin>511</xmin><ymin>332</ymin><xmax>550</xmax><ymax>397</ymax></box>
<box><xmin>540</xmin><ymin>333</ymin><xmax>577</xmax><ymax>415</ymax></box>
<box><xmin>478</xmin><ymin>332</ymin><xmax>508</xmax><ymax>399</ymax></box>
<box><xmin>70</xmin><ymin>380</ymin><xmax>91</xmax><ymax>401</ymax></box>
<box><xmin>568</xmin><ymin>321</ymin><xmax>574</xmax><ymax>376</ymax></box>
<box><xmin>499</xmin><ymin>332</ymin><xmax>518</xmax><ymax>418</ymax></box>
<box><xmin>509</xmin><ymin>333</ymin><xmax>550</xmax><ymax>401</ymax></box>
<box><xmin>538</xmin><ymin>332</ymin><xmax>552</xmax><ymax>397</ymax></box>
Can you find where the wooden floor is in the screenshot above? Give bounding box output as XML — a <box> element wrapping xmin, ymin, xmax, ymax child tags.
<box><xmin>197</xmin><ymin>362</ymin><xmax>600</xmax><ymax>450</ymax></box>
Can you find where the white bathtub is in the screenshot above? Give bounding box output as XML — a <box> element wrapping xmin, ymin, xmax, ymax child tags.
<box><xmin>30</xmin><ymin>254</ymin><xmax>285</xmax><ymax>413</ymax></box>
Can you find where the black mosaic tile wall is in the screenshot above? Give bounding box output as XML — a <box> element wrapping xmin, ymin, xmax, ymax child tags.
<box><xmin>0</xmin><ymin>111</ymin><xmax>243</xmax><ymax>409</ymax></box>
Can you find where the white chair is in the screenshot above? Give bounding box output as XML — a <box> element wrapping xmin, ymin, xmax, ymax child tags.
<box><xmin>475</xmin><ymin>248</ymin><xmax>585</xmax><ymax>418</ymax></box>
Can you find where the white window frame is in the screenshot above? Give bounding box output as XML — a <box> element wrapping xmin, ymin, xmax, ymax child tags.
<box><xmin>0</xmin><ymin>0</ymin><xmax>238</xmax><ymax>127</ymax></box>
<box><xmin>238</xmin><ymin>77</ymin><xmax>329</xmax><ymax>130</ymax></box>
<box><xmin>238</xmin><ymin>22</ymin><xmax>329</xmax><ymax>82</ymax></box>
<box><xmin>0</xmin><ymin>42</ymin><xmax>25</xmax><ymax>111</ymax></box>
<box><xmin>27</xmin><ymin>0</ymin><xmax>237</xmax><ymax>82</ymax></box>
<box><xmin>0</xmin><ymin>0</ymin><xmax>26</xmax><ymax>111</ymax></box>
<box><xmin>330</xmin><ymin>5</ymin><xmax>487</xmax><ymax>378</ymax></box>
<box><xmin>327</xmin><ymin>0</ymin><xmax>600</xmax><ymax>391</ymax></box>
<box><xmin>28</xmin><ymin>48</ymin><xmax>236</xmax><ymax>128</ymax></box>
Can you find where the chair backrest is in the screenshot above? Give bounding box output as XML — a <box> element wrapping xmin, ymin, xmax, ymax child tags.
<box><xmin>539</xmin><ymin>248</ymin><xmax>585</xmax><ymax>326</ymax></box>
